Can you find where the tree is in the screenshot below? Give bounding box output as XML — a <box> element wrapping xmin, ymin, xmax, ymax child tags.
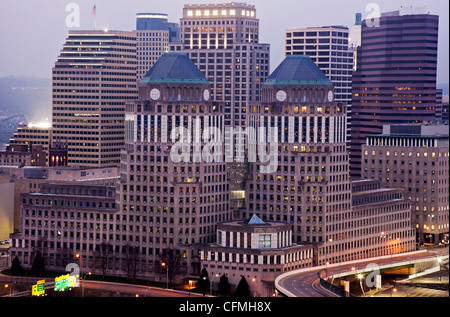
<box><xmin>158</xmin><ymin>248</ymin><xmax>187</xmax><ymax>286</ymax></box>
<box><xmin>94</xmin><ymin>242</ymin><xmax>113</xmax><ymax>280</ymax></box>
<box><xmin>235</xmin><ymin>276</ymin><xmax>250</xmax><ymax>298</ymax></box>
<box><xmin>218</xmin><ymin>274</ymin><xmax>231</xmax><ymax>297</ymax></box>
<box><xmin>31</xmin><ymin>251</ymin><xmax>45</xmax><ymax>276</ymax></box>
<box><xmin>124</xmin><ymin>244</ymin><xmax>141</xmax><ymax>283</ymax></box>
<box><xmin>197</xmin><ymin>268</ymin><xmax>209</xmax><ymax>295</ymax></box>
<box><xmin>10</xmin><ymin>256</ymin><xmax>24</xmax><ymax>276</ymax></box>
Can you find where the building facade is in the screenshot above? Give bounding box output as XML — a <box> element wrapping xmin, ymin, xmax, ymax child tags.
<box><xmin>52</xmin><ymin>30</ymin><xmax>138</xmax><ymax>168</ymax></box>
<box><xmin>118</xmin><ymin>52</ymin><xmax>231</xmax><ymax>280</ymax></box>
<box><xmin>170</xmin><ymin>2</ymin><xmax>270</xmax><ymax>128</ymax></box>
<box><xmin>245</xmin><ymin>55</ymin><xmax>416</xmax><ymax>265</ymax></box>
<box><xmin>362</xmin><ymin>124</ymin><xmax>449</xmax><ymax>245</ymax></box>
<box><xmin>136</xmin><ymin>13</ymin><xmax>180</xmax><ymax>81</ymax></box>
<box><xmin>200</xmin><ymin>214</ymin><xmax>315</xmax><ymax>297</ymax></box>
<box><xmin>350</xmin><ymin>8</ymin><xmax>439</xmax><ymax>178</ymax></box>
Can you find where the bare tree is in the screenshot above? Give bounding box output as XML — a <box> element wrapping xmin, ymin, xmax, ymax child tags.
<box><xmin>94</xmin><ymin>242</ymin><xmax>113</xmax><ymax>280</ymax></box>
<box><xmin>123</xmin><ymin>244</ymin><xmax>141</xmax><ymax>283</ymax></box>
<box><xmin>157</xmin><ymin>248</ymin><xmax>187</xmax><ymax>286</ymax></box>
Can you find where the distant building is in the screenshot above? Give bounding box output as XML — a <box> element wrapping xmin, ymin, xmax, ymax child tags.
<box><xmin>48</xmin><ymin>140</ymin><xmax>68</xmax><ymax>167</ymax></box>
<box><xmin>52</xmin><ymin>30</ymin><xmax>137</xmax><ymax>168</ymax></box>
<box><xmin>350</xmin><ymin>7</ymin><xmax>439</xmax><ymax>178</ymax></box>
<box><xmin>199</xmin><ymin>214</ymin><xmax>315</xmax><ymax>297</ymax></box>
<box><xmin>362</xmin><ymin>124</ymin><xmax>449</xmax><ymax>245</ymax></box>
<box><xmin>0</xmin><ymin>144</ymin><xmax>46</xmax><ymax>167</ymax></box>
<box><xmin>170</xmin><ymin>2</ymin><xmax>270</xmax><ymax>128</ymax></box>
<box><xmin>136</xmin><ymin>13</ymin><xmax>180</xmax><ymax>81</ymax></box>
<box><xmin>8</xmin><ymin>124</ymin><xmax>52</xmax><ymax>165</ymax></box>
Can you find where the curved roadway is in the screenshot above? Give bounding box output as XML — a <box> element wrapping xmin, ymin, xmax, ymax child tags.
<box><xmin>276</xmin><ymin>248</ymin><xmax>449</xmax><ymax>297</ymax></box>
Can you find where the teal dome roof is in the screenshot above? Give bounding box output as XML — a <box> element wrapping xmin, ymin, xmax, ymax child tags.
<box><xmin>265</xmin><ymin>55</ymin><xmax>332</xmax><ymax>86</ymax></box>
<box><xmin>141</xmin><ymin>52</ymin><xmax>209</xmax><ymax>84</ymax></box>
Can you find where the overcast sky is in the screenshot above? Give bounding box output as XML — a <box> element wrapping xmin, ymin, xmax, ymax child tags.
<box><xmin>0</xmin><ymin>0</ymin><xmax>448</xmax><ymax>85</ymax></box>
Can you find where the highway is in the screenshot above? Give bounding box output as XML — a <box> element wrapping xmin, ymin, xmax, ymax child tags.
<box><xmin>276</xmin><ymin>247</ymin><xmax>449</xmax><ymax>297</ymax></box>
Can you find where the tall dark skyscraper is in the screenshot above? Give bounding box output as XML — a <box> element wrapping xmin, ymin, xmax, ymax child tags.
<box><xmin>350</xmin><ymin>7</ymin><xmax>439</xmax><ymax>178</ymax></box>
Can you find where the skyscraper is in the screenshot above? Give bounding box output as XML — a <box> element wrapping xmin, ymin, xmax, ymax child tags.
<box><xmin>245</xmin><ymin>55</ymin><xmax>415</xmax><ymax>265</ymax></box>
<box><xmin>350</xmin><ymin>7</ymin><xmax>439</xmax><ymax>178</ymax></box>
<box><xmin>285</xmin><ymin>26</ymin><xmax>353</xmax><ymax>107</ymax></box>
<box><xmin>170</xmin><ymin>2</ymin><xmax>270</xmax><ymax>128</ymax></box>
<box><xmin>119</xmin><ymin>53</ymin><xmax>231</xmax><ymax>278</ymax></box>
<box><xmin>136</xmin><ymin>13</ymin><xmax>180</xmax><ymax>81</ymax></box>
<box><xmin>285</xmin><ymin>26</ymin><xmax>354</xmax><ymax>149</ymax></box>
<box><xmin>52</xmin><ymin>30</ymin><xmax>137</xmax><ymax>168</ymax></box>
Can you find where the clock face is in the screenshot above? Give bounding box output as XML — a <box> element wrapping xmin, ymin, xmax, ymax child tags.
<box><xmin>150</xmin><ymin>88</ymin><xmax>161</xmax><ymax>101</ymax></box>
<box><xmin>328</xmin><ymin>91</ymin><xmax>334</xmax><ymax>102</ymax></box>
<box><xmin>203</xmin><ymin>89</ymin><xmax>210</xmax><ymax>101</ymax></box>
<box><xmin>276</xmin><ymin>90</ymin><xmax>287</xmax><ymax>102</ymax></box>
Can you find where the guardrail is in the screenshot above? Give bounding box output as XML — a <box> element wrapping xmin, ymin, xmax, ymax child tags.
<box><xmin>317</xmin><ymin>273</ymin><xmax>356</xmax><ymax>297</ymax></box>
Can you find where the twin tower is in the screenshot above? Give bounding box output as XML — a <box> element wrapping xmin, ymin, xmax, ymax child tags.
<box><xmin>119</xmin><ymin>51</ymin><xmax>350</xmax><ymax>267</ymax></box>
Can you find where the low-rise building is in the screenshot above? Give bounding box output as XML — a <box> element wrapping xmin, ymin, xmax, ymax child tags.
<box><xmin>199</xmin><ymin>214</ymin><xmax>315</xmax><ymax>297</ymax></box>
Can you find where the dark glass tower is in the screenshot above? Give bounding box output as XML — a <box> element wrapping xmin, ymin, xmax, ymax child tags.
<box><xmin>350</xmin><ymin>9</ymin><xmax>439</xmax><ymax>178</ymax></box>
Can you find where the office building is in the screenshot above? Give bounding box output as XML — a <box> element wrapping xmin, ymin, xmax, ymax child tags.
<box><xmin>170</xmin><ymin>2</ymin><xmax>270</xmax><ymax>128</ymax></box>
<box><xmin>350</xmin><ymin>7</ymin><xmax>439</xmax><ymax>178</ymax></box>
<box><xmin>362</xmin><ymin>124</ymin><xmax>449</xmax><ymax>245</ymax></box>
<box><xmin>136</xmin><ymin>13</ymin><xmax>180</xmax><ymax>81</ymax></box>
<box><xmin>9</xmin><ymin>183</ymin><xmax>118</xmax><ymax>271</ymax></box>
<box><xmin>285</xmin><ymin>26</ymin><xmax>353</xmax><ymax>107</ymax></box>
<box><xmin>52</xmin><ymin>30</ymin><xmax>138</xmax><ymax>168</ymax></box>
<box><xmin>200</xmin><ymin>214</ymin><xmax>315</xmax><ymax>297</ymax></box>
<box><xmin>118</xmin><ymin>52</ymin><xmax>231</xmax><ymax>279</ymax></box>
<box><xmin>245</xmin><ymin>55</ymin><xmax>415</xmax><ymax>265</ymax></box>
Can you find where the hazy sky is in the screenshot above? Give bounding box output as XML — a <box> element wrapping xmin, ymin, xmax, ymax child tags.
<box><xmin>0</xmin><ymin>0</ymin><xmax>448</xmax><ymax>85</ymax></box>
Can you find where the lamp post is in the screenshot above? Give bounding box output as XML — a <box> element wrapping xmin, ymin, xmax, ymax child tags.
<box><xmin>210</xmin><ymin>274</ymin><xmax>219</xmax><ymax>297</ymax></box>
<box><xmin>357</xmin><ymin>274</ymin><xmax>366</xmax><ymax>297</ymax></box>
<box><xmin>75</xmin><ymin>253</ymin><xmax>84</xmax><ymax>297</ymax></box>
<box><xmin>161</xmin><ymin>262</ymin><xmax>169</xmax><ymax>289</ymax></box>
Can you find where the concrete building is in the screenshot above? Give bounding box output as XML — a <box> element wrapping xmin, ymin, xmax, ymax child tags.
<box><xmin>0</xmin><ymin>165</ymin><xmax>119</xmax><ymax>242</ymax></box>
<box><xmin>285</xmin><ymin>26</ymin><xmax>353</xmax><ymax>107</ymax></box>
<box><xmin>136</xmin><ymin>13</ymin><xmax>180</xmax><ymax>81</ymax></box>
<box><xmin>7</xmin><ymin>124</ymin><xmax>52</xmax><ymax>164</ymax></box>
<box><xmin>170</xmin><ymin>2</ymin><xmax>270</xmax><ymax>128</ymax></box>
<box><xmin>199</xmin><ymin>214</ymin><xmax>315</xmax><ymax>297</ymax></box>
<box><xmin>118</xmin><ymin>52</ymin><xmax>231</xmax><ymax>280</ymax></box>
<box><xmin>0</xmin><ymin>144</ymin><xmax>46</xmax><ymax>167</ymax></box>
<box><xmin>361</xmin><ymin>124</ymin><xmax>449</xmax><ymax>245</ymax></box>
<box><xmin>52</xmin><ymin>30</ymin><xmax>138</xmax><ymax>168</ymax></box>
<box><xmin>9</xmin><ymin>183</ymin><xmax>118</xmax><ymax>272</ymax></box>
<box><xmin>245</xmin><ymin>55</ymin><xmax>416</xmax><ymax>265</ymax></box>
<box><xmin>350</xmin><ymin>7</ymin><xmax>439</xmax><ymax>178</ymax></box>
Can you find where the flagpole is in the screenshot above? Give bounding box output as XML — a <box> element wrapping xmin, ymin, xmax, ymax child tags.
<box><xmin>93</xmin><ymin>4</ymin><xmax>97</xmax><ymax>30</ymax></box>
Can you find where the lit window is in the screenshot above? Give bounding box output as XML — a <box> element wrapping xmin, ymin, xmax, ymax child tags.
<box><xmin>259</xmin><ymin>235</ymin><xmax>271</xmax><ymax>248</ymax></box>
<box><xmin>187</xmin><ymin>10</ymin><xmax>193</xmax><ymax>17</ymax></box>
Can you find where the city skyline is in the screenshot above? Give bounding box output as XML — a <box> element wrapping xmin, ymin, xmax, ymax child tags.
<box><xmin>0</xmin><ymin>0</ymin><xmax>448</xmax><ymax>88</ymax></box>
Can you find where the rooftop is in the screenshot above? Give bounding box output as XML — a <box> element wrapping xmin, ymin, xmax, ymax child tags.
<box><xmin>264</xmin><ymin>55</ymin><xmax>332</xmax><ymax>86</ymax></box>
<box><xmin>141</xmin><ymin>53</ymin><xmax>209</xmax><ymax>85</ymax></box>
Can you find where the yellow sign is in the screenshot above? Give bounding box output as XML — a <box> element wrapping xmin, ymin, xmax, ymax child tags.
<box><xmin>32</xmin><ymin>280</ymin><xmax>45</xmax><ymax>296</ymax></box>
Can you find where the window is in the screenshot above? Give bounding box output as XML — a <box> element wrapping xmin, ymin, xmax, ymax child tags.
<box><xmin>259</xmin><ymin>234</ymin><xmax>271</xmax><ymax>248</ymax></box>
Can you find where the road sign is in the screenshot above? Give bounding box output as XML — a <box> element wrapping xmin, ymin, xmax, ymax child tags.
<box><xmin>32</xmin><ymin>280</ymin><xmax>45</xmax><ymax>296</ymax></box>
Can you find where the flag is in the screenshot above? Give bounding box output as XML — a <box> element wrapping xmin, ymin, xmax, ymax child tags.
<box><xmin>92</xmin><ymin>5</ymin><xmax>96</xmax><ymax>17</ymax></box>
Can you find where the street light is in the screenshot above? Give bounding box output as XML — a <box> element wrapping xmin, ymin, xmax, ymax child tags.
<box><xmin>75</xmin><ymin>253</ymin><xmax>85</xmax><ymax>297</ymax></box>
<box><xmin>161</xmin><ymin>262</ymin><xmax>169</xmax><ymax>289</ymax></box>
<box><xmin>357</xmin><ymin>274</ymin><xmax>366</xmax><ymax>297</ymax></box>
<box><xmin>210</xmin><ymin>274</ymin><xmax>219</xmax><ymax>297</ymax></box>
